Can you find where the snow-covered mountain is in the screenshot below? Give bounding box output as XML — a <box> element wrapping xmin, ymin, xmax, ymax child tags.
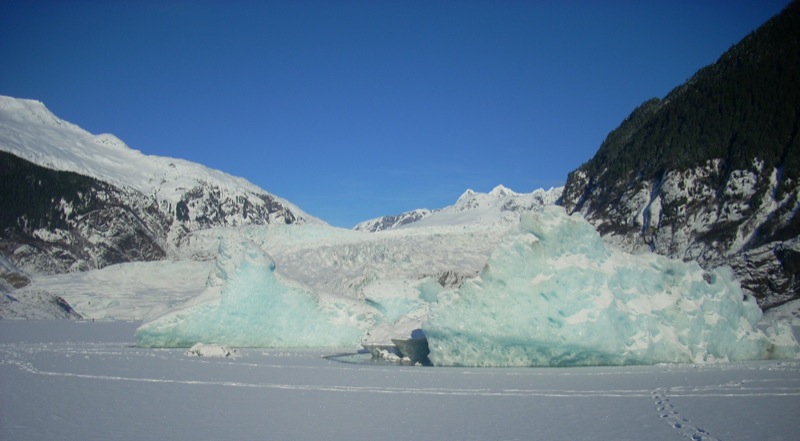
<box><xmin>354</xmin><ymin>185</ymin><xmax>563</xmax><ymax>232</ymax></box>
<box><xmin>561</xmin><ymin>2</ymin><xmax>800</xmax><ymax>310</ymax></box>
<box><xmin>0</xmin><ymin>96</ymin><xmax>319</xmax><ymax>274</ymax></box>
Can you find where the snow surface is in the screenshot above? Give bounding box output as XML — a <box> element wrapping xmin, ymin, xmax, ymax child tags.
<box><xmin>22</xmin><ymin>260</ymin><xmax>213</xmax><ymax>321</ymax></box>
<box><xmin>2</xmin><ymin>320</ymin><xmax>800</xmax><ymax>441</ymax></box>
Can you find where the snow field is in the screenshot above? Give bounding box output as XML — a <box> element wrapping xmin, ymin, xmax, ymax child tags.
<box><xmin>2</xmin><ymin>320</ymin><xmax>799</xmax><ymax>441</ymax></box>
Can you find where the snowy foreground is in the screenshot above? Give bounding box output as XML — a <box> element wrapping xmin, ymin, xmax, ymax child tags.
<box><xmin>2</xmin><ymin>320</ymin><xmax>799</xmax><ymax>441</ymax></box>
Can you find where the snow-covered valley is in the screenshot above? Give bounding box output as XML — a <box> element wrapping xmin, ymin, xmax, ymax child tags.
<box><xmin>3</xmin><ymin>91</ymin><xmax>800</xmax><ymax>439</ymax></box>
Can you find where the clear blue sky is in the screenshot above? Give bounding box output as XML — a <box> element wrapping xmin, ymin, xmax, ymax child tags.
<box><xmin>0</xmin><ymin>1</ymin><xmax>791</xmax><ymax>227</ymax></box>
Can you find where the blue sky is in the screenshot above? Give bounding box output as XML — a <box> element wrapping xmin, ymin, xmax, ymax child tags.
<box><xmin>0</xmin><ymin>1</ymin><xmax>791</xmax><ymax>227</ymax></box>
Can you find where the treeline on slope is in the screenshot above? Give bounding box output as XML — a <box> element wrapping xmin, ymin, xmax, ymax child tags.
<box><xmin>0</xmin><ymin>150</ymin><xmax>168</xmax><ymax>273</ymax></box>
<box><xmin>571</xmin><ymin>0</ymin><xmax>799</xmax><ymax>201</ymax></box>
<box><xmin>0</xmin><ymin>150</ymin><xmax>116</xmax><ymax>232</ymax></box>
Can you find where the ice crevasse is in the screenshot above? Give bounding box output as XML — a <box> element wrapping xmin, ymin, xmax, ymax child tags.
<box><xmin>423</xmin><ymin>206</ymin><xmax>799</xmax><ymax>367</ymax></box>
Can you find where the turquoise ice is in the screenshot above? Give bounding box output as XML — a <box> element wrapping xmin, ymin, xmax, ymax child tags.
<box><xmin>424</xmin><ymin>206</ymin><xmax>799</xmax><ymax>367</ymax></box>
<box><xmin>135</xmin><ymin>239</ymin><xmax>363</xmax><ymax>348</ymax></box>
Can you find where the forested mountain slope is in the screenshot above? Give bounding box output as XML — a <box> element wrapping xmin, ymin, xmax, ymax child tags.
<box><xmin>562</xmin><ymin>1</ymin><xmax>800</xmax><ymax>309</ymax></box>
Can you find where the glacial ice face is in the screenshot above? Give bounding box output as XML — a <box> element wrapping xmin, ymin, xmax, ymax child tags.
<box><xmin>424</xmin><ymin>206</ymin><xmax>799</xmax><ymax>367</ymax></box>
<box><xmin>135</xmin><ymin>238</ymin><xmax>364</xmax><ymax>348</ymax></box>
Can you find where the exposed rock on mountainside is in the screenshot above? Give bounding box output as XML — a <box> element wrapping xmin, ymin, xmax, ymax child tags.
<box><xmin>0</xmin><ymin>255</ymin><xmax>30</xmax><ymax>293</ymax></box>
<box><xmin>562</xmin><ymin>1</ymin><xmax>800</xmax><ymax>309</ymax></box>
<box><xmin>1</xmin><ymin>150</ymin><xmax>169</xmax><ymax>273</ymax></box>
<box><xmin>354</xmin><ymin>209</ymin><xmax>434</xmax><ymax>232</ymax></box>
<box><xmin>0</xmin><ymin>96</ymin><xmax>318</xmax><ymax>274</ymax></box>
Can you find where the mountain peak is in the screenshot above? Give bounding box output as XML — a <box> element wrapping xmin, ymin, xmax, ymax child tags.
<box><xmin>0</xmin><ymin>95</ymin><xmax>80</xmax><ymax>131</ymax></box>
<box><xmin>456</xmin><ymin>188</ymin><xmax>476</xmax><ymax>202</ymax></box>
<box><xmin>489</xmin><ymin>184</ymin><xmax>516</xmax><ymax>198</ymax></box>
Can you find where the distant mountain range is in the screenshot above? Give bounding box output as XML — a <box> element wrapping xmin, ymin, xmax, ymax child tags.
<box><xmin>561</xmin><ymin>1</ymin><xmax>799</xmax><ymax>309</ymax></box>
<box><xmin>354</xmin><ymin>185</ymin><xmax>563</xmax><ymax>232</ymax></box>
<box><xmin>0</xmin><ymin>96</ymin><xmax>319</xmax><ymax>274</ymax></box>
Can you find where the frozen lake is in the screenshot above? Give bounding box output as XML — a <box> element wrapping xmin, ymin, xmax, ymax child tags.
<box><xmin>1</xmin><ymin>320</ymin><xmax>799</xmax><ymax>440</ymax></box>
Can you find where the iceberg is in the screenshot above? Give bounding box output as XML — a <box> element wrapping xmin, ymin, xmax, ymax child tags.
<box><xmin>135</xmin><ymin>238</ymin><xmax>366</xmax><ymax>348</ymax></box>
<box><xmin>423</xmin><ymin>206</ymin><xmax>799</xmax><ymax>367</ymax></box>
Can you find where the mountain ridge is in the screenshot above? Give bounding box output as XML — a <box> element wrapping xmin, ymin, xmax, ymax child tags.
<box><xmin>0</xmin><ymin>96</ymin><xmax>316</xmax><ymax>222</ymax></box>
<box><xmin>354</xmin><ymin>184</ymin><xmax>563</xmax><ymax>232</ymax></box>
<box><xmin>0</xmin><ymin>96</ymin><xmax>320</xmax><ymax>274</ymax></box>
<box><xmin>561</xmin><ymin>1</ymin><xmax>800</xmax><ymax>309</ymax></box>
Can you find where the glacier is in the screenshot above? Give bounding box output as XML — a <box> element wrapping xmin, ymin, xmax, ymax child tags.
<box><xmin>423</xmin><ymin>206</ymin><xmax>799</xmax><ymax>367</ymax></box>
<box><xmin>135</xmin><ymin>238</ymin><xmax>367</xmax><ymax>348</ymax></box>
<box><xmin>132</xmin><ymin>202</ymin><xmax>798</xmax><ymax>367</ymax></box>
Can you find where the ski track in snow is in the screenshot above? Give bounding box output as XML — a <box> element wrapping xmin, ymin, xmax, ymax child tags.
<box><xmin>1</xmin><ymin>342</ymin><xmax>657</xmax><ymax>397</ymax></box>
<box><xmin>4</xmin><ymin>342</ymin><xmax>800</xmax><ymax>401</ymax></box>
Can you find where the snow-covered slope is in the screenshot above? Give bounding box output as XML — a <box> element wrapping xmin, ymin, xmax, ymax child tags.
<box><xmin>354</xmin><ymin>185</ymin><xmax>563</xmax><ymax>231</ymax></box>
<box><xmin>1</xmin><ymin>255</ymin><xmax>83</xmax><ymax>319</ymax></box>
<box><xmin>0</xmin><ymin>96</ymin><xmax>314</xmax><ymax>225</ymax></box>
<box><xmin>0</xmin><ymin>96</ymin><xmax>320</xmax><ymax>274</ymax></box>
<box><xmin>353</xmin><ymin>208</ymin><xmax>434</xmax><ymax>232</ymax></box>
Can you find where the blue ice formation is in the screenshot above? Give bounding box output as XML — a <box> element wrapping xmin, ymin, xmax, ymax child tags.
<box><xmin>423</xmin><ymin>206</ymin><xmax>799</xmax><ymax>367</ymax></box>
<box><xmin>135</xmin><ymin>238</ymin><xmax>363</xmax><ymax>348</ymax></box>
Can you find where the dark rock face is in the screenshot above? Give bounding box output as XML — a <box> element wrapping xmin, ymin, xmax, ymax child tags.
<box><xmin>1</xmin><ymin>151</ymin><xmax>169</xmax><ymax>274</ymax></box>
<box><xmin>172</xmin><ymin>186</ymin><xmax>297</xmax><ymax>230</ymax></box>
<box><xmin>561</xmin><ymin>2</ymin><xmax>800</xmax><ymax>309</ymax></box>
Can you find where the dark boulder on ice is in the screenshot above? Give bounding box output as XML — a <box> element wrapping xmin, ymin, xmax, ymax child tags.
<box><xmin>392</xmin><ymin>329</ymin><xmax>431</xmax><ymax>366</ymax></box>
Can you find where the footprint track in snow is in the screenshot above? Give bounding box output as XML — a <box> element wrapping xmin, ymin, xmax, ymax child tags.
<box><xmin>652</xmin><ymin>388</ymin><xmax>720</xmax><ymax>441</ymax></box>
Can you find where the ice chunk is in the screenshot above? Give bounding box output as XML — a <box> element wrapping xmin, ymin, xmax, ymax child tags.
<box><xmin>135</xmin><ymin>238</ymin><xmax>364</xmax><ymax>348</ymax></box>
<box><xmin>185</xmin><ymin>343</ymin><xmax>239</xmax><ymax>358</ymax></box>
<box><xmin>424</xmin><ymin>206</ymin><xmax>800</xmax><ymax>367</ymax></box>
